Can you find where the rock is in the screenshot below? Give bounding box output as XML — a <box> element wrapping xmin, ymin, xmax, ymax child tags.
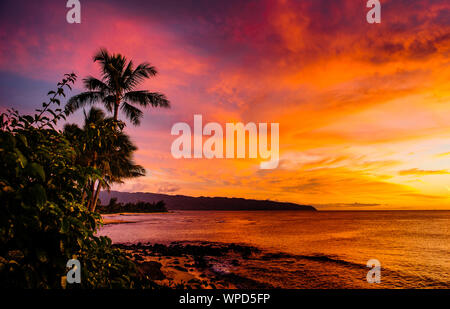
<box><xmin>133</xmin><ymin>254</ymin><xmax>144</xmax><ymax>261</ymax></box>
<box><xmin>173</xmin><ymin>265</ymin><xmax>188</xmax><ymax>272</ymax></box>
<box><xmin>138</xmin><ymin>261</ymin><xmax>166</xmax><ymax>280</ymax></box>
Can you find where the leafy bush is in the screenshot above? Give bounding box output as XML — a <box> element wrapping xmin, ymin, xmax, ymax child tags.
<box><xmin>0</xmin><ymin>74</ymin><xmax>154</xmax><ymax>288</ymax></box>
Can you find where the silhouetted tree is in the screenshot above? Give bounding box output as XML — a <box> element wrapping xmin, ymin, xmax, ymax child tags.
<box><xmin>66</xmin><ymin>48</ymin><xmax>170</xmax><ymax>125</ymax></box>
<box><xmin>64</xmin><ymin>107</ymin><xmax>145</xmax><ymax>211</ymax></box>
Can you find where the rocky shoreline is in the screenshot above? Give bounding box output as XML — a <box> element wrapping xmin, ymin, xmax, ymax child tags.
<box><xmin>113</xmin><ymin>242</ymin><xmax>275</xmax><ymax>289</ymax></box>
<box><xmin>113</xmin><ymin>241</ymin><xmax>387</xmax><ymax>289</ymax></box>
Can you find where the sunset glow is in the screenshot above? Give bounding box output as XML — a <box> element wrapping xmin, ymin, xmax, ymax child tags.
<box><xmin>1</xmin><ymin>0</ymin><xmax>449</xmax><ymax>209</ymax></box>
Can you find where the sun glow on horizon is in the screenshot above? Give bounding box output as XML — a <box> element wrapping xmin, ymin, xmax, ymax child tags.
<box><xmin>1</xmin><ymin>0</ymin><xmax>449</xmax><ymax>209</ymax></box>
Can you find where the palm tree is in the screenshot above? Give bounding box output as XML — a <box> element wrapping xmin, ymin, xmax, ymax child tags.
<box><xmin>64</xmin><ymin>107</ymin><xmax>145</xmax><ymax>211</ymax></box>
<box><xmin>66</xmin><ymin>48</ymin><xmax>170</xmax><ymax>125</ymax></box>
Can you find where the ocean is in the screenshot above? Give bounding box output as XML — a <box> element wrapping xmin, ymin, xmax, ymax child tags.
<box><xmin>98</xmin><ymin>210</ymin><xmax>450</xmax><ymax>288</ymax></box>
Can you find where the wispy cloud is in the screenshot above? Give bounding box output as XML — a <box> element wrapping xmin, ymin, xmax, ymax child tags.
<box><xmin>398</xmin><ymin>168</ymin><xmax>449</xmax><ymax>176</ymax></box>
<box><xmin>1</xmin><ymin>0</ymin><xmax>449</xmax><ymax>209</ymax></box>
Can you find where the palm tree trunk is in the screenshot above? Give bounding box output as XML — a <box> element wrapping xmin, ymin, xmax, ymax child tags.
<box><xmin>87</xmin><ymin>180</ymin><xmax>95</xmax><ymax>211</ymax></box>
<box><xmin>91</xmin><ymin>180</ymin><xmax>102</xmax><ymax>212</ymax></box>
<box><xmin>113</xmin><ymin>103</ymin><xmax>119</xmax><ymax>121</ymax></box>
<box><xmin>87</xmin><ymin>152</ymin><xmax>98</xmax><ymax>211</ymax></box>
<box><xmin>113</xmin><ymin>93</ymin><xmax>120</xmax><ymax>121</ymax></box>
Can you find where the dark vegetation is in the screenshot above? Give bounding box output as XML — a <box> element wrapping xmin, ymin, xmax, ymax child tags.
<box><xmin>0</xmin><ymin>48</ymin><xmax>169</xmax><ymax>288</ymax></box>
<box><xmin>100</xmin><ymin>191</ymin><xmax>317</xmax><ymax>211</ymax></box>
<box><xmin>97</xmin><ymin>197</ymin><xmax>167</xmax><ymax>214</ymax></box>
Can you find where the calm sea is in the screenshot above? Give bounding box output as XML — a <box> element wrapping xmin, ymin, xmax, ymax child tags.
<box><xmin>98</xmin><ymin>210</ymin><xmax>450</xmax><ymax>288</ymax></box>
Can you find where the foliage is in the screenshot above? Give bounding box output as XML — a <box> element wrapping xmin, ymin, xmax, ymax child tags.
<box><xmin>64</xmin><ymin>107</ymin><xmax>145</xmax><ymax>212</ymax></box>
<box><xmin>0</xmin><ymin>74</ymin><xmax>153</xmax><ymax>288</ymax></box>
<box><xmin>66</xmin><ymin>48</ymin><xmax>170</xmax><ymax>125</ymax></box>
<box><xmin>97</xmin><ymin>198</ymin><xmax>167</xmax><ymax>214</ymax></box>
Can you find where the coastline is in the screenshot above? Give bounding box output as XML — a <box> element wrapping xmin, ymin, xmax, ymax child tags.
<box><xmin>114</xmin><ymin>242</ymin><xmax>273</xmax><ymax>289</ymax></box>
<box><xmin>100</xmin><ymin>212</ymin><xmax>450</xmax><ymax>289</ymax></box>
<box><xmin>101</xmin><ymin>214</ymin><xmax>271</xmax><ymax>288</ymax></box>
<box><xmin>101</xmin><ymin>212</ymin><xmax>172</xmax><ymax>225</ymax></box>
<box><xmin>115</xmin><ymin>240</ymin><xmax>450</xmax><ymax>289</ymax></box>
<box><xmin>102</xmin><ymin>214</ymin><xmax>275</xmax><ymax>288</ymax></box>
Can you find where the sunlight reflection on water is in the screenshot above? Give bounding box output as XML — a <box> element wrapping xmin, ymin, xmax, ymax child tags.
<box><xmin>98</xmin><ymin>210</ymin><xmax>450</xmax><ymax>288</ymax></box>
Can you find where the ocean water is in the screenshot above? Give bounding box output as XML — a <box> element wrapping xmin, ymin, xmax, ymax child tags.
<box><xmin>98</xmin><ymin>210</ymin><xmax>450</xmax><ymax>288</ymax></box>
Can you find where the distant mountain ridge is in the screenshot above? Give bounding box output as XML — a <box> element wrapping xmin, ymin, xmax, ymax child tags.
<box><xmin>99</xmin><ymin>191</ymin><xmax>316</xmax><ymax>211</ymax></box>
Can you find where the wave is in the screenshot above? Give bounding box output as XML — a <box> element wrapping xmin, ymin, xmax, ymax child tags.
<box><xmin>260</xmin><ymin>252</ymin><xmax>365</xmax><ymax>269</ymax></box>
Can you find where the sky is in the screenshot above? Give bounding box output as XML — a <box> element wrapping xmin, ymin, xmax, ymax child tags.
<box><xmin>0</xmin><ymin>0</ymin><xmax>449</xmax><ymax>210</ymax></box>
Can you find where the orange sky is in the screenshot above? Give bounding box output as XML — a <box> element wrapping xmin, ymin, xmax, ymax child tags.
<box><xmin>1</xmin><ymin>0</ymin><xmax>449</xmax><ymax>209</ymax></box>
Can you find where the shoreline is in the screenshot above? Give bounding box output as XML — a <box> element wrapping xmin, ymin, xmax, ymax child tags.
<box><xmin>114</xmin><ymin>241</ymin><xmax>273</xmax><ymax>289</ymax></box>
<box><xmin>101</xmin><ymin>212</ymin><xmax>173</xmax><ymax>225</ymax></box>
<box><xmin>102</xmin><ymin>214</ymin><xmax>278</xmax><ymax>288</ymax></box>
<box><xmin>101</xmin><ymin>213</ymin><xmax>450</xmax><ymax>289</ymax></box>
<box><xmin>115</xmin><ymin>241</ymin><xmax>450</xmax><ymax>289</ymax></box>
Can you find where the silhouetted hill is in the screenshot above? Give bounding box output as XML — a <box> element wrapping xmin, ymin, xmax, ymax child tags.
<box><xmin>99</xmin><ymin>191</ymin><xmax>316</xmax><ymax>211</ymax></box>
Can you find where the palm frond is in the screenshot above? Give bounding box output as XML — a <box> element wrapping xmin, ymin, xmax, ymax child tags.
<box><xmin>83</xmin><ymin>76</ymin><xmax>110</xmax><ymax>92</ymax></box>
<box><xmin>93</xmin><ymin>48</ymin><xmax>110</xmax><ymax>63</ymax></box>
<box><xmin>120</xmin><ymin>102</ymin><xmax>144</xmax><ymax>125</ymax></box>
<box><xmin>65</xmin><ymin>91</ymin><xmax>104</xmax><ymax>114</ymax></box>
<box><xmin>68</xmin><ymin>49</ymin><xmax>169</xmax><ymax>126</ymax></box>
<box><xmin>93</xmin><ymin>48</ymin><xmax>121</xmax><ymax>85</ymax></box>
<box><xmin>122</xmin><ymin>61</ymin><xmax>134</xmax><ymax>79</ymax></box>
<box><xmin>123</xmin><ymin>90</ymin><xmax>170</xmax><ymax>108</ymax></box>
<box><xmin>124</xmin><ymin>63</ymin><xmax>157</xmax><ymax>90</ymax></box>
<box><xmin>84</xmin><ymin>107</ymin><xmax>106</xmax><ymax>124</ymax></box>
<box><xmin>103</xmin><ymin>95</ymin><xmax>116</xmax><ymax>113</ymax></box>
